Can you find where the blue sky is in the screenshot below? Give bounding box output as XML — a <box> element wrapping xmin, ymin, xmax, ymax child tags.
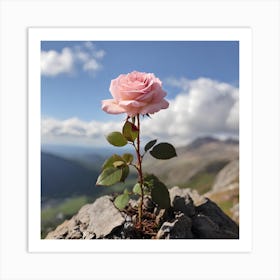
<box><xmin>41</xmin><ymin>41</ymin><xmax>239</xmax><ymax>147</ymax></box>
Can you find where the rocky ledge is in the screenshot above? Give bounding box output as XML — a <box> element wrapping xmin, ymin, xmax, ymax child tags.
<box><xmin>45</xmin><ymin>187</ymin><xmax>239</xmax><ymax>239</ymax></box>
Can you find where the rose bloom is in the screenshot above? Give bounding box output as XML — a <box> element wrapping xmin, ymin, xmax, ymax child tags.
<box><xmin>102</xmin><ymin>71</ymin><xmax>169</xmax><ymax>117</ymax></box>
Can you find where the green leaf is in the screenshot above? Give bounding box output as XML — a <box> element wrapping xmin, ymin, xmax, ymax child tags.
<box><xmin>150</xmin><ymin>142</ymin><xmax>177</xmax><ymax>160</ymax></box>
<box><xmin>144</xmin><ymin>139</ymin><xmax>157</xmax><ymax>152</ymax></box>
<box><xmin>132</xmin><ymin>183</ymin><xmax>150</xmax><ymax>196</ymax></box>
<box><xmin>122</xmin><ymin>121</ymin><xmax>139</xmax><ymax>142</ymax></box>
<box><xmin>100</xmin><ymin>155</ymin><xmax>129</xmax><ymax>183</ymax></box>
<box><xmin>113</xmin><ymin>161</ymin><xmax>126</xmax><ymax>168</ymax></box>
<box><xmin>120</xmin><ymin>165</ymin><xmax>129</xmax><ymax>182</ymax></box>
<box><xmin>106</xmin><ymin>132</ymin><xmax>128</xmax><ymax>147</ymax></box>
<box><xmin>143</xmin><ymin>173</ymin><xmax>160</xmax><ymax>188</ymax></box>
<box><xmin>114</xmin><ymin>192</ymin><xmax>130</xmax><ymax>210</ymax></box>
<box><xmin>151</xmin><ymin>180</ymin><xmax>171</xmax><ymax>209</ymax></box>
<box><xmin>144</xmin><ymin>175</ymin><xmax>160</xmax><ymax>196</ymax></box>
<box><xmin>122</xmin><ymin>153</ymin><xmax>133</xmax><ymax>164</ymax></box>
<box><xmin>102</xmin><ymin>154</ymin><xmax>124</xmax><ymax>170</ymax></box>
<box><xmin>133</xmin><ymin>183</ymin><xmax>142</xmax><ymax>195</ymax></box>
<box><xmin>96</xmin><ymin>167</ymin><xmax>123</xmax><ymax>186</ymax></box>
<box><xmin>144</xmin><ymin>174</ymin><xmax>170</xmax><ymax>208</ymax></box>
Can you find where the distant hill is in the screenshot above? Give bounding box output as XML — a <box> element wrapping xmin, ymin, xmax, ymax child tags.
<box><xmin>206</xmin><ymin>159</ymin><xmax>239</xmax><ymax>223</ymax></box>
<box><xmin>42</xmin><ymin>144</ymin><xmax>133</xmax><ymax>158</ymax></box>
<box><xmin>143</xmin><ymin>137</ymin><xmax>239</xmax><ymax>191</ymax></box>
<box><xmin>182</xmin><ymin>136</ymin><xmax>238</xmax><ymax>152</ymax></box>
<box><xmin>184</xmin><ymin>136</ymin><xmax>220</xmax><ymax>150</ymax></box>
<box><xmin>41</xmin><ymin>152</ymin><xmax>103</xmax><ymax>200</ymax></box>
<box><xmin>42</xmin><ymin>137</ymin><xmax>239</xmax><ymax>200</ymax></box>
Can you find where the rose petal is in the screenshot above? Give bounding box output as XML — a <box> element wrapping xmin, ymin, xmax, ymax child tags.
<box><xmin>139</xmin><ymin>99</ymin><xmax>169</xmax><ymax>115</ymax></box>
<box><xmin>102</xmin><ymin>99</ymin><xmax>127</xmax><ymax>114</ymax></box>
<box><xmin>152</xmin><ymin>89</ymin><xmax>167</xmax><ymax>102</ymax></box>
<box><xmin>119</xmin><ymin>100</ymin><xmax>147</xmax><ymax>107</ymax></box>
<box><xmin>136</xmin><ymin>86</ymin><xmax>166</xmax><ymax>102</ymax></box>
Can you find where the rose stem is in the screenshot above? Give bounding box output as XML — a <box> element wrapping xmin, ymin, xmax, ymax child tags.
<box><xmin>135</xmin><ymin>114</ymin><xmax>144</xmax><ymax>225</ymax></box>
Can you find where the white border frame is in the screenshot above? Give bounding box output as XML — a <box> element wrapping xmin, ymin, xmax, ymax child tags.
<box><xmin>28</xmin><ymin>27</ymin><xmax>252</xmax><ymax>253</ymax></box>
<box><xmin>1</xmin><ymin>1</ymin><xmax>279</xmax><ymax>279</ymax></box>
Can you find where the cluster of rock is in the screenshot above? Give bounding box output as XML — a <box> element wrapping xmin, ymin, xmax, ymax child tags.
<box><xmin>45</xmin><ymin>186</ymin><xmax>239</xmax><ymax>239</ymax></box>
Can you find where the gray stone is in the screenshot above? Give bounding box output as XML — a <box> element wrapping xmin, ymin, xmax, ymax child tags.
<box><xmin>45</xmin><ymin>218</ymin><xmax>78</xmax><ymax>239</ymax></box>
<box><xmin>67</xmin><ymin>228</ymin><xmax>83</xmax><ymax>239</ymax></box>
<box><xmin>45</xmin><ymin>220</ymin><xmax>69</xmax><ymax>239</ymax></box>
<box><xmin>46</xmin><ymin>196</ymin><xmax>125</xmax><ymax>239</ymax></box>
<box><xmin>155</xmin><ymin>208</ymin><xmax>168</xmax><ymax>225</ymax></box>
<box><xmin>86</xmin><ymin>196</ymin><xmax>125</xmax><ymax>238</ymax></box>
<box><xmin>129</xmin><ymin>199</ymin><xmax>138</xmax><ymax>209</ymax></box>
<box><xmin>196</xmin><ymin>198</ymin><xmax>239</xmax><ymax>235</ymax></box>
<box><xmin>143</xmin><ymin>196</ymin><xmax>155</xmax><ymax>212</ymax></box>
<box><xmin>192</xmin><ymin>214</ymin><xmax>238</xmax><ymax>239</ymax></box>
<box><xmin>169</xmin><ymin>186</ymin><xmax>196</xmax><ymax>216</ymax></box>
<box><xmin>156</xmin><ymin>213</ymin><xmax>193</xmax><ymax>239</ymax></box>
<box><xmin>45</xmin><ymin>190</ymin><xmax>239</xmax><ymax>240</ymax></box>
<box><xmin>82</xmin><ymin>231</ymin><xmax>96</xmax><ymax>239</ymax></box>
<box><xmin>154</xmin><ymin>207</ymin><xmax>174</xmax><ymax>227</ymax></box>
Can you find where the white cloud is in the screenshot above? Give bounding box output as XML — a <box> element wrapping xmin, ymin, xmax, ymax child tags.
<box><xmin>42</xmin><ymin>77</ymin><xmax>239</xmax><ymax>147</ymax></box>
<box><xmin>41</xmin><ymin>117</ymin><xmax>122</xmax><ymax>146</ymax></box>
<box><xmin>41</xmin><ymin>48</ymin><xmax>74</xmax><ymax>76</ymax></box>
<box><xmin>141</xmin><ymin>77</ymin><xmax>239</xmax><ymax>145</ymax></box>
<box><xmin>41</xmin><ymin>42</ymin><xmax>105</xmax><ymax>77</ymax></box>
<box><xmin>83</xmin><ymin>59</ymin><xmax>100</xmax><ymax>71</ymax></box>
<box><xmin>94</xmin><ymin>50</ymin><xmax>106</xmax><ymax>59</ymax></box>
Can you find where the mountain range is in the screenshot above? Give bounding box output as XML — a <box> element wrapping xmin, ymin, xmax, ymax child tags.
<box><xmin>41</xmin><ymin>152</ymin><xmax>102</xmax><ymax>200</ymax></box>
<box><xmin>143</xmin><ymin>136</ymin><xmax>238</xmax><ymax>192</ymax></box>
<box><xmin>41</xmin><ymin>136</ymin><xmax>238</xmax><ymax>200</ymax></box>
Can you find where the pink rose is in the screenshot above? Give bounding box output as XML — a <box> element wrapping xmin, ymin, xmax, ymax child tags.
<box><xmin>102</xmin><ymin>71</ymin><xmax>169</xmax><ymax>117</ymax></box>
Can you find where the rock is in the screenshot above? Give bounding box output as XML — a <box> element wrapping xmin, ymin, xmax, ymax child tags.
<box><xmin>192</xmin><ymin>214</ymin><xmax>238</xmax><ymax>239</ymax></box>
<box><xmin>129</xmin><ymin>198</ymin><xmax>138</xmax><ymax>209</ymax></box>
<box><xmin>156</xmin><ymin>213</ymin><xmax>193</xmax><ymax>239</ymax></box>
<box><xmin>169</xmin><ymin>186</ymin><xmax>196</xmax><ymax>216</ymax></box>
<box><xmin>206</xmin><ymin>176</ymin><xmax>239</xmax><ymax>225</ymax></box>
<box><xmin>46</xmin><ymin>189</ymin><xmax>239</xmax><ymax>240</ymax></box>
<box><xmin>193</xmin><ymin>198</ymin><xmax>239</xmax><ymax>238</ymax></box>
<box><xmin>105</xmin><ymin>215</ymin><xmax>141</xmax><ymax>239</ymax></box>
<box><xmin>155</xmin><ymin>208</ymin><xmax>168</xmax><ymax>225</ymax></box>
<box><xmin>45</xmin><ymin>220</ymin><xmax>70</xmax><ymax>239</ymax></box>
<box><xmin>82</xmin><ymin>232</ymin><xmax>96</xmax><ymax>239</ymax></box>
<box><xmin>46</xmin><ymin>196</ymin><xmax>125</xmax><ymax>239</ymax></box>
<box><xmin>67</xmin><ymin>227</ymin><xmax>83</xmax><ymax>239</ymax></box>
<box><xmin>86</xmin><ymin>196</ymin><xmax>125</xmax><ymax>238</ymax></box>
<box><xmin>169</xmin><ymin>186</ymin><xmax>207</xmax><ymax>206</ymax></box>
<box><xmin>143</xmin><ymin>196</ymin><xmax>156</xmax><ymax>212</ymax></box>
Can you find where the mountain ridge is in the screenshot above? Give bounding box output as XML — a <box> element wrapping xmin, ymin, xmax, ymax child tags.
<box><xmin>143</xmin><ymin>136</ymin><xmax>238</xmax><ymax>188</ymax></box>
<box><xmin>183</xmin><ymin>136</ymin><xmax>238</xmax><ymax>151</ymax></box>
<box><xmin>41</xmin><ymin>152</ymin><xmax>102</xmax><ymax>200</ymax></box>
<box><xmin>41</xmin><ymin>136</ymin><xmax>239</xmax><ymax>199</ymax></box>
